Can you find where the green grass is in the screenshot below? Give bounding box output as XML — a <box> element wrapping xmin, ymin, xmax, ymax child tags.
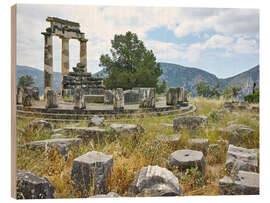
<box><xmin>16</xmin><ymin>97</ymin><xmax>259</xmax><ymax>198</ymax></box>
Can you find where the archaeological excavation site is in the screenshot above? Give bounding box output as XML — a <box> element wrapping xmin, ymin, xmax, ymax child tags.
<box><xmin>12</xmin><ymin>8</ymin><xmax>260</xmax><ymax>200</ymax></box>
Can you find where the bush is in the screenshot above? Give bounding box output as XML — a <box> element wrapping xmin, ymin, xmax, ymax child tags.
<box><xmin>181</xmin><ymin>167</ymin><xmax>206</xmax><ymax>189</ymax></box>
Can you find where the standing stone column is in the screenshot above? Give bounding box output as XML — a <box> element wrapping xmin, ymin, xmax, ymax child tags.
<box><xmin>139</xmin><ymin>88</ymin><xmax>156</xmax><ymax>108</ymax></box>
<box><xmin>79</xmin><ymin>39</ymin><xmax>88</xmax><ymax>72</ymax></box>
<box><xmin>46</xmin><ymin>89</ymin><xmax>58</xmax><ymax>108</ymax></box>
<box><xmin>113</xmin><ymin>88</ymin><xmax>124</xmax><ymax>111</ymax></box>
<box><xmin>73</xmin><ymin>87</ymin><xmax>86</xmax><ymax>110</ymax></box>
<box><xmin>42</xmin><ymin>32</ymin><xmax>53</xmax><ymax>94</ymax></box>
<box><xmin>61</xmin><ymin>38</ymin><xmax>69</xmax><ymax>92</ymax></box>
<box><xmin>16</xmin><ymin>87</ymin><xmax>24</xmax><ymax>104</ymax></box>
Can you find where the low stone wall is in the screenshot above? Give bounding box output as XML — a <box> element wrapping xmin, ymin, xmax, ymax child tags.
<box><xmin>84</xmin><ymin>95</ymin><xmax>104</xmax><ymax>103</ymax></box>
<box><xmin>63</xmin><ymin>88</ymin><xmax>105</xmax><ymax>97</ymax></box>
<box><xmin>124</xmin><ymin>90</ymin><xmax>139</xmax><ymax>104</ymax></box>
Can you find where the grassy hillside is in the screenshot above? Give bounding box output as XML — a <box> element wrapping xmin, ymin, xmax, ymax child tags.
<box><xmin>16</xmin><ymin>97</ymin><xmax>259</xmax><ymax>197</ymax></box>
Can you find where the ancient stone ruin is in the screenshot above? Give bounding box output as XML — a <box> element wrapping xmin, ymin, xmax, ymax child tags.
<box><xmin>71</xmin><ymin>151</ymin><xmax>113</xmax><ymax>197</ymax></box>
<box><xmin>129</xmin><ymin>165</ymin><xmax>182</xmax><ymax>196</ymax></box>
<box><xmin>113</xmin><ymin>88</ymin><xmax>124</xmax><ymax>110</ymax></box>
<box><xmin>42</xmin><ymin>17</ymin><xmax>88</xmax><ymax>92</ymax></box>
<box><xmin>16</xmin><ymin>170</ymin><xmax>55</xmax><ymax>199</ymax></box>
<box><xmin>62</xmin><ymin>63</ymin><xmax>104</xmax><ymax>97</ymax></box>
<box><xmin>138</xmin><ymin>88</ymin><xmax>156</xmax><ymax>108</ymax></box>
<box><xmin>166</xmin><ymin>87</ymin><xmax>187</xmax><ymax>106</ymax></box>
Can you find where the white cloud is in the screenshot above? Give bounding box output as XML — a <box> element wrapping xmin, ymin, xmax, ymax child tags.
<box><xmin>204</xmin><ymin>35</ymin><xmax>234</xmax><ymax>49</ymax></box>
<box><xmin>16</xmin><ymin>5</ymin><xmax>259</xmax><ymax>73</ymax></box>
<box><xmin>173</xmin><ymin>8</ymin><xmax>259</xmax><ymax>38</ymax></box>
<box><xmin>202</xmin><ymin>34</ymin><xmax>259</xmax><ymax>55</ymax></box>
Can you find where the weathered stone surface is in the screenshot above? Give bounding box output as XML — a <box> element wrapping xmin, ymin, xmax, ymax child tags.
<box><xmin>157</xmin><ymin>134</ymin><xmax>181</xmax><ymax>144</ymax></box>
<box><xmin>62</xmin><ymin>73</ymin><xmax>104</xmax><ymax>97</ymax></box>
<box><xmin>29</xmin><ymin>120</ymin><xmax>53</xmax><ymax>132</ymax></box>
<box><xmin>104</xmin><ymin>90</ymin><xmax>114</xmax><ymax>105</ymax></box>
<box><xmin>166</xmin><ymin>87</ymin><xmax>187</xmax><ymax>106</ymax></box>
<box><xmin>188</xmin><ymin>138</ymin><xmax>209</xmax><ymax>155</ymax></box>
<box><xmin>88</xmin><ymin>115</ymin><xmax>105</xmax><ymax>127</ymax></box>
<box><xmin>46</xmin><ymin>89</ymin><xmax>58</xmax><ymax>108</ymax></box>
<box><xmin>71</xmin><ymin>151</ymin><xmax>113</xmax><ymax>196</ymax></box>
<box><xmin>167</xmin><ymin>150</ymin><xmax>206</xmax><ymax>175</ymax></box>
<box><xmin>84</xmin><ymin>95</ymin><xmax>104</xmax><ymax>103</ymax></box>
<box><xmin>42</xmin><ymin>33</ymin><xmax>53</xmax><ymax>91</ymax></box>
<box><xmin>234</xmin><ymin>171</ymin><xmax>259</xmax><ymax>195</ymax></box>
<box><xmin>173</xmin><ymin>116</ymin><xmax>208</xmax><ymax>131</ymax></box>
<box><xmin>219</xmin><ymin>171</ymin><xmax>259</xmax><ymax>195</ymax></box>
<box><xmin>63</xmin><ymin>126</ymin><xmax>107</xmax><ymax>142</ymax></box>
<box><xmin>31</xmin><ymin>87</ymin><xmax>40</xmax><ymax>100</ymax></box>
<box><xmin>80</xmin><ymin>39</ymin><xmax>88</xmax><ymax>71</ymax></box>
<box><xmin>110</xmin><ymin>124</ymin><xmax>145</xmax><ymax>136</ymax></box>
<box><xmin>113</xmin><ymin>88</ymin><xmax>124</xmax><ymax>110</ymax></box>
<box><xmin>129</xmin><ymin>165</ymin><xmax>182</xmax><ymax>197</ymax></box>
<box><xmin>124</xmin><ymin>89</ymin><xmax>139</xmax><ymax>104</ymax></box>
<box><xmin>217</xmin><ymin>108</ymin><xmax>231</xmax><ymax>114</ymax></box>
<box><xmin>76</xmin><ymin>127</ymin><xmax>107</xmax><ymax>142</ymax></box>
<box><xmin>138</xmin><ymin>88</ymin><xmax>156</xmax><ymax>108</ymax></box>
<box><xmin>225</xmin><ymin>145</ymin><xmax>258</xmax><ymax>176</ymax></box>
<box><xmin>25</xmin><ymin>138</ymin><xmax>82</xmax><ymax>156</ymax></box>
<box><xmin>16</xmin><ymin>170</ymin><xmax>55</xmax><ymax>199</ymax></box>
<box><xmin>251</xmin><ymin>106</ymin><xmax>259</xmax><ymax>112</ymax></box>
<box><xmin>92</xmin><ymin>192</ymin><xmax>120</xmax><ymax>198</ymax></box>
<box><xmin>16</xmin><ymin>87</ymin><xmax>24</xmax><ymax>104</ymax></box>
<box><xmin>220</xmin><ymin>124</ymin><xmax>255</xmax><ymax>146</ymax></box>
<box><xmin>73</xmin><ymin>88</ymin><xmax>85</xmax><ymax>109</ymax></box>
<box><xmin>22</xmin><ymin>89</ymin><xmax>32</xmax><ymax>107</ymax></box>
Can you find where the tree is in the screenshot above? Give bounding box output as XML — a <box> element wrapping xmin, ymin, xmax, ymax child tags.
<box><xmin>99</xmin><ymin>31</ymin><xmax>162</xmax><ymax>90</ymax></box>
<box><xmin>196</xmin><ymin>82</ymin><xmax>211</xmax><ymax>97</ymax></box>
<box><xmin>156</xmin><ymin>80</ymin><xmax>167</xmax><ymax>94</ymax></box>
<box><xmin>244</xmin><ymin>85</ymin><xmax>259</xmax><ymax>103</ymax></box>
<box><xmin>18</xmin><ymin>75</ymin><xmax>34</xmax><ymax>88</ymax></box>
<box><xmin>222</xmin><ymin>85</ymin><xmax>241</xmax><ymax>99</ymax></box>
<box><xmin>196</xmin><ymin>82</ymin><xmax>220</xmax><ymax>98</ymax></box>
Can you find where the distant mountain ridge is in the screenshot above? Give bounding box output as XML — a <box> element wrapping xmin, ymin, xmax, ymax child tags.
<box><xmin>16</xmin><ymin>63</ymin><xmax>259</xmax><ymax>97</ymax></box>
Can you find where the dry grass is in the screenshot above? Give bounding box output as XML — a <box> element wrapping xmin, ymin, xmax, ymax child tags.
<box><xmin>16</xmin><ymin>97</ymin><xmax>259</xmax><ymax>198</ymax></box>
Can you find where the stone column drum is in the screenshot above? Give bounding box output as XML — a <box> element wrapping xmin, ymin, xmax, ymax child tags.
<box><xmin>16</xmin><ymin>87</ymin><xmax>24</xmax><ymax>104</ymax></box>
<box><xmin>139</xmin><ymin>88</ymin><xmax>156</xmax><ymax>108</ymax></box>
<box><xmin>73</xmin><ymin>88</ymin><xmax>86</xmax><ymax>110</ymax></box>
<box><xmin>113</xmin><ymin>88</ymin><xmax>124</xmax><ymax>110</ymax></box>
<box><xmin>80</xmin><ymin>39</ymin><xmax>88</xmax><ymax>72</ymax></box>
<box><xmin>46</xmin><ymin>89</ymin><xmax>58</xmax><ymax>108</ymax></box>
<box><xmin>61</xmin><ymin>38</ymin><xmax>69</xmax><ymax>91</ymax></box>
<box><xmin>42</xmin><ymin>32</ymin><xmax>53</xmax><ymax>91</ymax></box>
<box><xmin>71</xmin><ymin>151</ymin><xmax>113</xmax><ymax>197</ymax></box>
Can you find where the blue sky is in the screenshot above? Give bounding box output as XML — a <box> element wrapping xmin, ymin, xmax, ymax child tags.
<box><xmin>17</xmin><ymin>5</ymin><xmax>259</xmax><ymax>78</ymax></box>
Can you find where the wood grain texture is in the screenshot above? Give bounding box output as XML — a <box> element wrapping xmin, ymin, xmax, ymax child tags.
<box><xmin>11</xmin><ymin>4</ymin><xmax>17</xmax><ymax>199</ymax></box>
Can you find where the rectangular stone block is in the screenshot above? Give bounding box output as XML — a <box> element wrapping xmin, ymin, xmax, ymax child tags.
<box><xmin>138</xmin><ymin>88</ymin><xmax>156</xmax><ymax>108</ymax></box>
<box><xmin>71</xmin><ymin>151</ymin><xmax>113</xmax><ymax>197</ymax></box>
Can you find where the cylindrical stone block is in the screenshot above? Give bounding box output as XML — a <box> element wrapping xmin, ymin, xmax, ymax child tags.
<box><xmin>80</xmin><ymin>39</ymin><xmax>87</xmax><ymax>72</ymax></box>
<box><xmin>61</xmin><ymin>38</ymin><xmax>70</xmax><ymax>91</ymax></box>
<box><xmin>42</xmin><ymin>33</ymin><xmax>53</xmax><ymax>91</ymax></box>
<box><xmin>113</xmin><ymin>88</ymin><xmax>124</xmax><ymax>110</ymax></box>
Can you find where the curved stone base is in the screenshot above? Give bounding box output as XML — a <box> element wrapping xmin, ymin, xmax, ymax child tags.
<box><xmin>16</xmin><ymin>101</ymin><xmax>196</xmax><ymax>122</ymax></box>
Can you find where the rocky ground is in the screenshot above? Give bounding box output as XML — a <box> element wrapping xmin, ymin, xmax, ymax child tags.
<box><xmin>15</xmin><ymin>97</ymin><xmax>259</xmax><ymax>198</ymax></box>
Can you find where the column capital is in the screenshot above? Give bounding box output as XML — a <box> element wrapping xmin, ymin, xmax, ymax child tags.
<box><xmin>60</xmin><ymin>36</ymin><xmax>70</xmax><ymax>41</ymax></box>
<box><xmin>41</xmin><ymin>32</ymin><xmax>52</xmax><ymax>37</ymax></box>
<box><xmin>79</xmin><ymin>38</ymin><xmax>88</xmax><ymax>43</ymax></box>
